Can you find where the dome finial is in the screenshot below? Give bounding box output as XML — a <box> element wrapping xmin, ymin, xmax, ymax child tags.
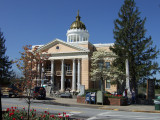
<box><xmin>77</xmin><ymin>10</ymin><xmax>79</xmax><ymax>16</ymax></box>
<box><xmin>76</xmin><ymin>10</ymin><xmax>81</xmax><ymax>21</ymax></box>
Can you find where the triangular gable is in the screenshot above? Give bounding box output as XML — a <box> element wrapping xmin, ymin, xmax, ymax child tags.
<box><xmin>37</xmin><ymin>39</ymin><xmax>90</xmax><ymax>54</ymax></box>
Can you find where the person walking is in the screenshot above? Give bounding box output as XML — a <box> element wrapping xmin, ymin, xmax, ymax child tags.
<box><xmin>132</xmin><ymin>88</ymin><xmax>136</xmax><ymax>104</ymax></box>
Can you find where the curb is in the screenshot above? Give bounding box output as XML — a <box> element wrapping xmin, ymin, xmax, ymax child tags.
<box><xmin>27</xmin><ymin>97</ymin><xmax>160</xmax><ymax>114</ymax></box>
<box><xmin>131</xmin><ymin>110</ymin><xmax>160</xmax><ymax>113</ymax></box>
<box><xmin>99</xmin><ymin>107</ymin><xmax>160</xmax><ymax>113</ymax></box>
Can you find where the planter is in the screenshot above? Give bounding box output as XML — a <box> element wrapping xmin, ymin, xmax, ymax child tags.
<box><xmin>77</xmin><ymin>96</ymin><xmax>89</xmax><ymax>104</ymax></box>
<box><xmin>106</xmin><ymin>97</ymin><xmax>127</xmax><ymax>106</ymax></box>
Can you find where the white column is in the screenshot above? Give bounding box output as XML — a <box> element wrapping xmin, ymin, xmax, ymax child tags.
<box><xmin>72</xmin><ymin>59</ymin><xmax>76</xmax><ymax>91</ymax></box>
<box><xmin>37</xmin><ymin>63</ymin><xmax>41</xmax><ymax>86</ymax></box>
<box><xmin>51</xmin><ymin>60</ymin><xmax>54</xmax><ymax>90</ymax></box>
<box><xmin>77</xmin><ymin>59</ymin><xmax>81</xmax><ymax>91</ymax></box>
<box><xmin>61</xmin><ymin>59</ymin><xmax>65</xmax><ymax>92</ymax></box>
<box><xmin>41</xmin><ymin>63</ymin><xmax>44</xmax><ymax>87</ymax></box>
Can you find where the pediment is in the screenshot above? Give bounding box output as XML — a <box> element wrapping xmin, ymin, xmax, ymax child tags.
<box><xmin>37</xmin><ymin>39</ymin><xmax>89</xmax><ymax>54</ymax></box>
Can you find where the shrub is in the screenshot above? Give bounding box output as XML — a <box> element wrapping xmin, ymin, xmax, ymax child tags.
<box><xmin>105</xmin><ymin>93</ymin><xmax>125</xmax><ymax>99</ymax></box>
<box><xmin>137</xmin><ymin>93</ymin><xmax>146</xmax><ymax>99</ymax></box>
<box><xmin>3</xmin><ymin>107</ymin><xmax>70</xmax><ymax>120</ymax></box>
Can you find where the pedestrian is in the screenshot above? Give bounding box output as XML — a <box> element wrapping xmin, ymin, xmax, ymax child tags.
<box><xmin>123</xmin><ymin>89</ymin><xmax>127</xmax><ymax>97</ymax></box>
<box><xmin>132</xmin><ymin>88</ymin><xmax>135</xmax><ymax>104</ymax></box>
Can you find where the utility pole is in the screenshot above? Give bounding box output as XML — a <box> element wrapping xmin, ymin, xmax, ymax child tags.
<box><xmin>125</xmin><ymin>58</ymin><xmax>132</xmax><ymax>100</ymax></box>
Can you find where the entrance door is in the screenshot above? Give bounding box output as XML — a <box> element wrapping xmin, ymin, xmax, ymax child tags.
<box><xmin>65</xmin><ymin>79</ymin><xmax>71</xmax><ymax>90</ymax></box>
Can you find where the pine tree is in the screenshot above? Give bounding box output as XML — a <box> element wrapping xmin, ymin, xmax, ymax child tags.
<box><xmin>0</xmin><ymin>30</ymin><xmax>13</xmax><ymax>85</ymax></box>
<box><xmin>110</xmin><ymin>0</ymin><xmax>159</xmax><ymax>94</ymax></box>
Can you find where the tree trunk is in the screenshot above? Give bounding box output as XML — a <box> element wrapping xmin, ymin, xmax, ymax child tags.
<box><xmin>132</xmin><ymin>76</ymin><xmax>138</xmax><ymax>102</ymax></box>
<box><xmin>27</xmin><ymin>97</ymin><xmax>30</xmax><ymax>120</ymax></box>
<box><xmin>101</xmin><ymin>77</ymin><xmax>104</xmax><ymax>105</ymax></box>
<box><xmin>101</xmin><ymin>77</ymin><xmax>104</xmax><ymax>92</ymax></box>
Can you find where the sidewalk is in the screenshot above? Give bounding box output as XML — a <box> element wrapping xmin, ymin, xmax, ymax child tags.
<box><xmin>51</xmin><ymin>97</ymin><xmax>160</xmax><ymax>113</ymax></box>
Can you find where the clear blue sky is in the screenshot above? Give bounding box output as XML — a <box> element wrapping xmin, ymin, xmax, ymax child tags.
<box><xmin>0</xmin><ymin>0</ymin><xmax>160</xmax><ymax>79</ymax></box>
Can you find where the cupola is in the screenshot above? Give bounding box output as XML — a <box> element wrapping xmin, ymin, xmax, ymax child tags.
<box><xmin>66</xmin><ymin>10</ymin><xmax>89</xmax><ymax>43</ymax></box>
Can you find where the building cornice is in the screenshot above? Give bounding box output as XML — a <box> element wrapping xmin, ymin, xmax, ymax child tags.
<box><xmin>36</xmin><ymin>38</ymin><xmax>90</xmax><ymax>52</ymax></box>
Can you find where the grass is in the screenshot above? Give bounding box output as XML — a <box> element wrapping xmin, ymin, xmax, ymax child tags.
<box><xmin>155</xmin><ymin>89</ymin><xmax>160</xmax><ymax>94</ymax></box>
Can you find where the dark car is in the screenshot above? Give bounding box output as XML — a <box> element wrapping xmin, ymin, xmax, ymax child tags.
<box><xmin>33</xmin><ymin>87</ymin><xmax>46</xmax><ymax>99</ymax></box>
<box><xmin>8</xmin><ymin>84</ymin><xmax>23</xmax><ymax>97</ymax></box>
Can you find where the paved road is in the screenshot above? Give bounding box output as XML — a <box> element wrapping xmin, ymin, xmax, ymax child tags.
<box><xmin>2</xmin><ymin>97</ymin><xmax>160</xmax><ymax>120</ymax></box>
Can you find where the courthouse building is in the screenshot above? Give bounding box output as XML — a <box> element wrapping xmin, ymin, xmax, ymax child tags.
<box><xmin>33</xmin><ymin>11</ymin><xmax>117</xmax><ymax>93</ymax></box>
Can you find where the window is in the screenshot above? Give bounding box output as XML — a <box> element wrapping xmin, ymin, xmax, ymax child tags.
<box><xmin>85</xmin><ymin>37</ymin><xmax>86</xmax><ymax>41</ymax></box>
<box><xmin>70</xmin><ymin>35</ymin><xmax>74</xmax><ymax>42</ymax></box>
<box><xmin>106</xmin><ymin>62</ymin><xmax>110</xmax><ymax>69</ymax></box>
<box><xmin>65</xmin><ymin>64</ymin><xmax>71</xmax><ymax>71</ymax></box>
<box><xmin>98</xmin><ymin>60</ymin><xmax>104</xmax><ymax>69</ymax></box>
<box><xmin>45</xmin><ymin>63</ymin><xmax>51</xmax><ymax>71</ymax></box>
<box><xmin>69</xmin><ymin>36</ymin><xmax>71</xmax><ymax>42</ymax></box>
<box><xmin>106</xmin><ymin>80</ymin><xmax>111</xmax><ymax>89</ymax></box>
<box><xmin>65</xmin><ymin>64</ymin><xmax>72</xmax><ymax>75</ymax></box>
<box><xmin>56</xmin><ymin>46</ymin><xmax>59</xmax><ymax>49</ymax></box>
<box><xmin>77</xmin><ymin>35</ymin><xmax>79</xmax><ymax>41</ymax></box>
<box><xmin>73</xmin><ymin>35</ymin><xmax>76</xmax><ymax>42</ymax></box>
<box><xmin>83</xmin><ymin>37</ymin><xmax>85</xmax><ymax>41</ymax></box>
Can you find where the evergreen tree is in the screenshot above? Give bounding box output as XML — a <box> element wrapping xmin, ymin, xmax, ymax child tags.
<box><xmin>0</xmin><ymin>30</ymin><xmax>13</xmax><ymax>85</ymax></box>
<box><xmin>110</xmin><ymin>0</ymin><xmax>159</xmax><ymax>94</ymax></box>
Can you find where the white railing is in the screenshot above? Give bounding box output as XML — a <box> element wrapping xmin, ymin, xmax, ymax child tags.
<box><xmin>66</xmin><ymin>70</ymin><xmax>72</xmax><ymax>76</ymax></box>
<box><xmin>45</xmin><ymin>71</ymin><xmax>51</xmax><ymax>76</ymax></box>
<box><xmin>56</xmin><ymin>71</ymin><xmax>61</xmax><ymax>76</ymax></box>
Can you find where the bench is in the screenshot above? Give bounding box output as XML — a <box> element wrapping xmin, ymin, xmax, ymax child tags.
<box><xmin>1</xmin><ymin>87</ymin><xmax>9</xmax><ymax>95</ymax></box>
<box><xmin>60</xmin><ymin>93</ymin><xmax>72</xmax><ymax>98</ymax></box>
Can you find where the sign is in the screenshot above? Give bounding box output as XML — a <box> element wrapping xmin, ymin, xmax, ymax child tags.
<box><xmin>96</xmin><ymin>91</ymin><xmax>103</xmax><ymax>103</ymax></box>
<box><xmin>146</xmin><ymin>79</ymin><xmax>155</xmax><ymax>100</ymax></box>
<box><xmin>78</xmin><ymin>85</ymin><xmax>85</xmax><ymax>96</ymax></box>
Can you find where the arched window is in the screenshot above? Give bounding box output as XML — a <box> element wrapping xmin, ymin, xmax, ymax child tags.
<box><xmin>83</xmin><ymin>37</ymin><xmax>85</xmax><ymax>41</ymax></box>
<box><xmin>73</xmin><ymin>35</ymin><xmax>76</xmax><ymax>42</ymax></box>
<box><xmin>69</xmin><ymin>36</ymin><xmax>71</xmax><ymax>42</ymax></box>
<box><xmin>77</xmin><ymin>35</ymin><xmax>79</xmax><ymax>41</ymax></box>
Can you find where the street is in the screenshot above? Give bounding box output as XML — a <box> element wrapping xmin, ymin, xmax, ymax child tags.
<box><xmin>1</xmin><ymin>97</ymin><xmax>160</xmax><ymax>120</ymax></box>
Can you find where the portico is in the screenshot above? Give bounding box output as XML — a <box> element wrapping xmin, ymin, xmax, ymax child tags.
<box><xmin>38</xmin><ymin>58</ymin><xmax>82</xmax><ymax>92</ymax></box>
<box><xmin>54</xmin><ymin>58</ymin><xmax>81</xmax><ymax>92</ymax></box>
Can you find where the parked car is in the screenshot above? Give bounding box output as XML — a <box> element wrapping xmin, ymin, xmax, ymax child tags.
<box><xmin>8</xmin><ymin>84</ymin><xmax>23</xmax><ymax>97</ymax></box>
<box><xmin>32</xmin><ymin>87</ymin><xmax>46</xmax><ymax>99</ymax></box>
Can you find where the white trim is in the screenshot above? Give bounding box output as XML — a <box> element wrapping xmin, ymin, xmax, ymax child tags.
<box><xmin>66</xmin><ymin>29</ymin><xmax>89</xmax><ymax>34</ymax></box>
<box><xmin>32</xmin><ymin>45</ymin><xmax>43</xmax><ymax>49</ymax></box>
<box><xmin>49</xmin><ymin>55</ymin><xmax>88</xmax><ymax>60</ymax></box>
<box><xmin>48</xmin><ymin>51</ymin><xmax>89</xmax><ymax>54</ymax></box>
<box><xmin>93</xmin><ymin>43</ymin><xmax>114</xmax><ymax>47</ymax></box>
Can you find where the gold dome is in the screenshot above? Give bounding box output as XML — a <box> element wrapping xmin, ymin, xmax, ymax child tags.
<box><xmin>70</xmin><ymin>11</ymin><xmax>86</xmax><ymax>30</ymax></box>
